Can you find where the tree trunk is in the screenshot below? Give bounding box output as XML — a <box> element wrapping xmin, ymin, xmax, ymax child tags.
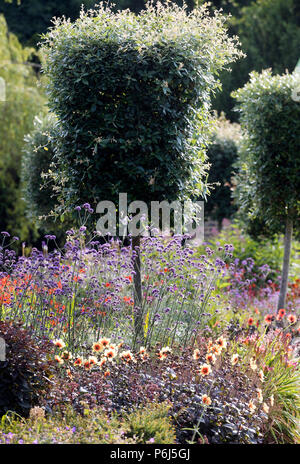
<box><xmin>131</xmin><ymin>235</ymin><xmax>144</xmax><ymax>346</ymax></box>
<box><xmin>277</xmin><ymin>216</ymin><xmax>293</xmax><ymax>310</ymax></box>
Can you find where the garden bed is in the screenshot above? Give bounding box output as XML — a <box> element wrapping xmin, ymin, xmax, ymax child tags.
<box><xmin>0</xmin><ymin>226</ymin><xmax>299</xmax><ymax>444</ymax></box>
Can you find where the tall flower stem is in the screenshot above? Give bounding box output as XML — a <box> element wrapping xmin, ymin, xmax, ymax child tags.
<box><xmin>132</xmin><ymin>235</ymin><xmax>144</xmax><ymax>348</ymax></box>
<box><xmin>277</xmin><ymin>215</ymin><xmax>293</xmax><ymax>310</ymax></box>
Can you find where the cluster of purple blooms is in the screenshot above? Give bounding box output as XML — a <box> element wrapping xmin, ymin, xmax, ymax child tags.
<box><xmin>0</xmin><ymin>207</ymin><xmax>235</xmax><ymax>350</ymax></box>
<box><xmin>227</xmin><ymin>257</ymin><xmax>278</xmax><ymax>309</ymax></box>
<box><xmin>0</xmin><ymin>203</ymin><xmax>279</xmax><ymax>351</ymax></box>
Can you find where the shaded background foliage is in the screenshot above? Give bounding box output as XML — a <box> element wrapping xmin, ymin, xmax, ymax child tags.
<box><xmin>0</xmin><ymin>14</ymin><xmax>46</xmax><ymax>243</ymax></box>
<box><xmin>204</xmin><ymin>115</ymin><xmax>241</xmax><ymax>229</ymax></box>
<box><xmin>0</xmin><ymin>0</ymin><xmax>196</xmax><ymax>47</ymax></box>
<box><xmin>0</xmin><ymin>0</ymin><xmax>300</xmax><ymax>243</ymax></box>
<box><xmin>211</xmin><ymin>0</ymin><xmax>300</xmax><ymax>120</ymax></box>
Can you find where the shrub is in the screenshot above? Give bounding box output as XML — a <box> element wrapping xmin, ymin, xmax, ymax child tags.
<box><xmin>0</xmin><ymin>321</ymin><xmax>54</xmax><ymax>418</ymax></box>
<box><xmin>124</xmin><ymin>402</ymin><xmax>176</xmax><ymax>444</ymax></box>
<box><xmin>21</xmin><ymin>113</ymin><xmax>71</xmax><ymax>242</ymax></box>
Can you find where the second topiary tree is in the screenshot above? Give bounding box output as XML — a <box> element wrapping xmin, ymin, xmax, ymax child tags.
<box><xmin>233</xmin><ymin>69</ymin><xmax>300</xmax><ymax>310</ymax></box>
<box><xmin>41</xmin><ymin>2</ymin><xmax>241</xmax><ymax>343</ymax></box>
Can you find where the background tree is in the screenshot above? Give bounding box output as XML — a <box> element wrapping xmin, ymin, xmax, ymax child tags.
<box><xmin>0</xmin><ymin>0</ymin><xmax>97</xmax><ymax>45</ymax></box>
<box><xmin>0</xmin><ymin>14</ymin><xmax>46</xmax><ymax>242</ymax></box>
<box><xmin>233</xmin><ymin>69</ymin><xmax>300</xmax><ymax>309</ymax></box>
<box><xmin>41</xmin><ymin>2</ymin><xmax>241</xmax><ymax>343</ymax></box>
<box><xmin>213</xmin><ymin>0</ymin><xmax>300</xmax><ymax>120</ymax></box>
<box><xmin>204</xmin><ymin>115</ymin><xmax>240</xmax><ymax>229</ymax></box>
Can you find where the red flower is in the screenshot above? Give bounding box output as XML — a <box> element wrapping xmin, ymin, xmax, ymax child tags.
<box><xmin>84</xmin><ymin>360</ymin><xmax>91</xmax><ymax>370</ymax></box>
<box><xmin>277</xmin><ymin>308</ymin><xmax>286</xmax><ymax>320</ymax></box>
<box><xmin>92</xmin><ymin>342</ymin><xmax>102</xmax><ymax>352</ymax></box>
<box><xmin>264</xmin><ymin>314</ymin><xmax>273</xmax><ymax>325</ymax></box>
<box><xmin>199</xmin><ymin>364</ymin><xmax>211</xmax><ymax>376</ymax></box>
<box><xmin>74</xmin><ymin>357</ymin><xmax>83</xmax><ymax>366</ymax></box>
<box><xmin>287</xmin><ymin>314</ymin><xmax>297</xmax><ymax>324</ymax></box>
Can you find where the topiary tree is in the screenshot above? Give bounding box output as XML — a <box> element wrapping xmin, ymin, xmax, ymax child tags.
<box><xmin>42</xmin><ymin>2</ymin><xmax>242</xmax><ymax>343</ymax></box>
<box><xmin>233</xmin><ymin>69</ymin><xmax>300</xmax><ymax>310</ymax></box>
<box><xmin>204</xmin><ymin>115</ymin><xmax>241</xmax><ymax>229</ymax></box>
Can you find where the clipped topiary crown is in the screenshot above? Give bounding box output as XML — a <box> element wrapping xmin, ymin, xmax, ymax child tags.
<box><xmin>41</xmin><ymin>2</ymin><xmax>242</xmax><ymax>213</ymax></box>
